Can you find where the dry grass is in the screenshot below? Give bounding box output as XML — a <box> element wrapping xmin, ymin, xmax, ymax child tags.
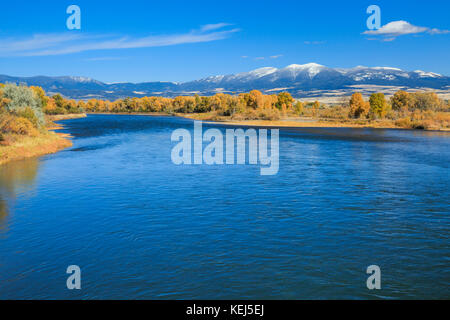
<box><xmin>0</xmin><ymin>132</ymin><xmax>72</xmax><ymax>165</ymax></box>
<box><xmin>184</xmin><ymin>111</ymin><xmax>450</xmax><ymax>131</ymax></box>
<box><xmin>202</xmin><ymin>118</ymin><xmax>400</xmax><ymax>129</ymax></box>
<box><xmin>47</xmin><ymin>113</ymin><xmax>87</xmax><ymax>121</ymax></box>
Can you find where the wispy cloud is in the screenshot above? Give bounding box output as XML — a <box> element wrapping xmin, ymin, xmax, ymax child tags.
<box><xmin>200</xmin><ymin>23</ymin><xmax>233</xmax><ymax>32</ymax></box>
<box><xmin>243</xmin><ymin>54</ymin><xmax>283</xmax><ymax>60</ymax></box>
<box><xmin>304</xmin><ymin>41</ymin><xmax>326</xmax><ymax>45</ymax></box>
<box><xmin>363</xmin><ymin>20</ymin><xmax>449</xmax><ymax>41</ymax></box>
<box><xmin>0</xmin><ymin>24</ymin><xmax>239</xmax><ymax>57</ymax></box>
<box><xmin>84</xmin><ymin>56</ymin><xmax>126</xmax><ymax>62</ymax></box>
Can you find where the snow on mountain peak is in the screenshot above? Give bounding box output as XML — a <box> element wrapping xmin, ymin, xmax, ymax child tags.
<box><xmin>68</xmin><ymin>76</ymin><xmax>97</xmax><ymax>83</ymax></box>
<box><xmin>195</xmin><ymin>63</ymin><xmax>445</xmax><ymax>86</ymax></box>
<box><xmin>284</xmin><ymin>63</ymin><xmax>325</xmax><ymax>78</ymax></box>
<box><xmin>371</xmin><ymin>67</ymin><xmax>402</xmax><ymax>71</ymax></box>
<box><xmin>413</xmin><ymin>70</ymin><xmax>442</xmax><ymax>78</ymax></box>
<box><xmin>248</xmin><ymin>67</ymin><xmax>278</xmax><ymax>78</ymax></box>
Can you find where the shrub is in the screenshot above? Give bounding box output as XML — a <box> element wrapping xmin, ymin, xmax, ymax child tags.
<box><xmin>16</xmin><ymin>107</ymin><xmax>40</xmax><ymax>128</ymax></box>
<box><xmin>0</xmin><ymin>115</ymin><xmax>39</xmax><ymax>136</ymax></box>
<box><xmin>2</xmin><ymin>83</ymin><xmax>44</xmax><ymax>126</ymax></box>
<box><xmin>320</xmin><ymin>106</ymin><xmax>349</xmax><ymax>119</ymax></box>
<box><xmin>395</xmin><ymin>117</ymin><xmax>412</xmax><ymax>128</ymax></box>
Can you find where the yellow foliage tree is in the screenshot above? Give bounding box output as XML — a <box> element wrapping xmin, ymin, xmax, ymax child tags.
<box><xmin>348</xmin><ymin>93</ymin><xmax>370</xmax><ymax>119</ymax></box>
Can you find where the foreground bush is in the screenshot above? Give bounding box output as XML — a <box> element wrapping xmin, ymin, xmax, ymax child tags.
<box><xmin>1</xmin><ymin>84</ymin><xmax>45</xmax><ymax>127</ymax></box>
<box><xmin>0</xmin><ymin>115</ymin><xmax>39</xmax><ymax>136</ymax></box>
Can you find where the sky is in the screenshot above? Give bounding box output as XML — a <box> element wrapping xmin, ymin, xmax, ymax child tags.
<box><xmin>0</xmin><ymin>0</ymin><xmax>448</xmax><ymax>83</ymax></box>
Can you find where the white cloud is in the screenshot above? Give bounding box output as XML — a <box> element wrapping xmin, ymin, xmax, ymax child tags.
<box><xmin>364</xmin><ymin>21</ymin><xmax>427</xmax><ymax>36</ymax></box>
<box><xmin>270</xmin><ymin>54</ymin><xmax>283</xmax><ymax>59</ymax></box>
<box><xmin>363</xmin><ymin>20</ymin><xmax>449</xmax><ymax>40</ymax></box>
<box><xmin>0</xmin><ymin>24</ymin><xmax>239</xmax><ymax>57</ymax></box>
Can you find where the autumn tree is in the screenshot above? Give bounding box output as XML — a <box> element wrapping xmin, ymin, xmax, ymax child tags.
<box><xmin>276</xmin><ymin>92</ymin><xmax>294</xmax><ymax>110</ymax></box>
<box><xmin>246</xmin><ymin>90</ymin><xmax>264</xmax><ymax>109</ymax></box>
<box><xmin>410</xmin><ymin>92</ymin><xmax>442</xmax><ymax>111</ymax></box>
<box><xmin>391</xmin><ymin>90</ymin><xmax>412</xmax><ymax>112</ymax></box>
<box><xmin>294</xmin><ymin>101</ymin><xmax>304</xmax><ymax>115</ymax></box>
<box><xmin>30</xmin><ymin>86</ymin><xmax>48</xmax><ymax>108</ymax></box>
<box><xmin>348</xmin><ymin>93</ymin><xmax>370</xmax><ymax>118</ymax></box>
<box><xmin>312</xmin><ymin>101</ymin><xmax>320</xmax><ymax>117</ymax></box>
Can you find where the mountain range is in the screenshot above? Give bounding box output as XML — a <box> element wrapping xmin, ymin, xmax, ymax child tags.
<box><xmin>1</xmin><ymin>63</ymin><xmax>449</xmax><ymax>100</ymax></box>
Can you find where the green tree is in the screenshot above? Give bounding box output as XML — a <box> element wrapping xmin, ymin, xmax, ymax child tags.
<box><xmin>369</xmin><ymin>93</ymin><xmax>387</xmax><ymax>119</ymax></box>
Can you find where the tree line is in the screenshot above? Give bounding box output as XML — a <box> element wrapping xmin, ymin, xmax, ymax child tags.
<box><xmin>1</xmin><ymin>82</ymin><xmax>449</xmax><ymax>136</ymax></box>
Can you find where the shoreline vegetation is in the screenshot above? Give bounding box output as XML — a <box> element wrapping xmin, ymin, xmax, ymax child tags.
<box><xmin>0</xmin><ymin>114</ymin><xmax>86</xmax><ymax>166</ymax></box>
<box><xmin>0</xmin><ymin>83</ymin><xmax>88</xmax><ymax>165</ymax></box>
<box><xmin>82</xmin><ymin>90</ymin><xmax>449</xmax><ymax>131</ymax></box>
<box><xmin>1</xmin><ymin>82</ymin><xmax>449</xmax><ymax>165</ymax></box>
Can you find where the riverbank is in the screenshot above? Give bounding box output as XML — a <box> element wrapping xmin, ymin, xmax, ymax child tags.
<box><xmin>0</xmin><ymin>114</ymin><xmax>82</xmax><ymax>166</ymax></box>
<box><xmin>84</xmin><ymin>111</ymin><xmax>450</xmax><ymax>131</ymax></box>
<box><xmin>47</xmin><ymin>113</ymin><xmax>87</xmax><ymax>121</ymax></box>
<box><xmin>179</xmin><ymin>113</ymin><xmax>450</xmax><ymax>131</ymax></box>
<box><xmin>0</xmin><ymin>131</ymin><xmax>72</xmax><ymax>166</ymax></box>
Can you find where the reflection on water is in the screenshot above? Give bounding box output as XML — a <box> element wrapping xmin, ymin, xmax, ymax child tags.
<box><xmin>0</xmin><ymin>158</ymin><xmax>40</xmax><ymax>225</ymax></box>
<box><xmin>0</xmin><ymin>157</ymin><xmax>40</xmax><ymax>193</ymax></box>
<box><xmin>0</xmin><ymin>199</ymin><xmax>7</xmax><ymax>224</ymax></box>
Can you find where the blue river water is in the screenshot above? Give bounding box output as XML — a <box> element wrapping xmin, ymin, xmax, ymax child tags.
<box><xmin>0</xmin><ymin>114</ymin><xmax>449</xmax><ymax>299</ymax></box>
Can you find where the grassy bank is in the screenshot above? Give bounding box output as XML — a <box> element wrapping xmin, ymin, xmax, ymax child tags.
<box><xmin>0</xmin><ymin>114</ymin><xmax>85</xmax><ymax>166</ymax></box>
<box><xmin>47</xmin><ymin>113</ymin><xmax>87</xmax><ymax>121</ymax></box>
<box><xmin>0</xmin><ymin>84</ymin><xmax>81</xmax><ymax>166</ymax></box>
<box><xmin>0</xmin><ymin>131</ymin><xmax>72</xmax><ymax>166</ymax></box>
<box><xmin>179</xmin><ymin>112</ymin><xmax>450</xmax><ymax>131</ymax></box>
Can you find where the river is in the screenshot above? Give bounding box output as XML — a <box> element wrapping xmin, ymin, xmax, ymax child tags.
<box><xmin>0</xmin><ymin>114</ymin><xmax>449</xmax><ymax>299</ymax></box>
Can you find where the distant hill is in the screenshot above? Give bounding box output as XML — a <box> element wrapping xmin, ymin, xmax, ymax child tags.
<box><xmin>1</xmin><ymin>63</ymin><xmax>449</xmax><ymax>100</ymax></box>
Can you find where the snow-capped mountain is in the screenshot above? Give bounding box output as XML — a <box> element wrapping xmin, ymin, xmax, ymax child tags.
<box><xmin>180</xmin><ymin>63</ymin><xmax>448</xmax><ymax>93</ymax></box>
<box><xmin>0</xmin><ymin>63</ymin><xmax>448</xmax><ymax>99</ymax></box>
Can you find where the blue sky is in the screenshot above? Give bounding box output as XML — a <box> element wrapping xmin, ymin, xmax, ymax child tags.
<box><xmin>0</xmin><ymin>0</ymin><xmax>448</xmax><ymax>83</ymax></box>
